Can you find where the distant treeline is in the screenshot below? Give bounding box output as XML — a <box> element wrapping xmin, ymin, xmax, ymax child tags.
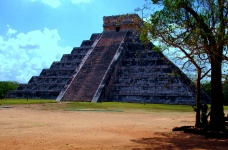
<box><xmin>0</xmin><ymin>81</ymin><xmax>19</xmax><ymax>100</ymax></box>
<box><xmin>201</xmin><ymin>82</ymin><xmax>228</xmax><ymax>105</ymax></box>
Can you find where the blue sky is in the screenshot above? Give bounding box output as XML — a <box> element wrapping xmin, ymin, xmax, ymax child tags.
<box><xmin>0</xmin><ymin>0</ymin><xmax>152</xmax><ymax>83</ymax></box>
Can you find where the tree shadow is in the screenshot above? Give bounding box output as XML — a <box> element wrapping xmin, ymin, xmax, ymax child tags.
<box><xmin>131</xmin><ymin>131</ymin><xmax>228</xmax><ymax>150</ymax></box>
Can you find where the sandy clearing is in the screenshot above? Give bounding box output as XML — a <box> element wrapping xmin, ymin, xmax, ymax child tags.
<box><xmin>0</xmin><ymin>104</ymin><xmax>227</xmax><ymax>150</ymax></box>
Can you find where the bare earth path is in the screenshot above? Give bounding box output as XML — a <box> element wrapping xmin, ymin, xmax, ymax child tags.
<box><xmin>0</xmin><ymin>104</ymin><xmax>227</xmax><ymax>150</ymax></box>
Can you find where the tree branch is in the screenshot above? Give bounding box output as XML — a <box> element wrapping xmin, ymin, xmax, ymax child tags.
<box><xmin>201</xmin><ymin>68</ymin><xmax>211</xmax><ymax>80</ymax></box>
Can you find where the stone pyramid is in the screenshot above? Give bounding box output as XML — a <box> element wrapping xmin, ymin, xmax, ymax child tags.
<box><xmin>6</xmin><ymin>14</ymin><xmax>209</xmax><ymax>104</ymax></box>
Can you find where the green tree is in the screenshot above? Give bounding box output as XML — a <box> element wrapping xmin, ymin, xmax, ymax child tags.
<box><xmin>0</xmin><ymin>81</ymin><xmax>19</xmax><ymax>100</ymax></box>
<box><xmin>202</xmin><ymin>82</ymin><xmax>228</xmax><ymax>105</ymax></box>
<box><xmin>141</xmin><ymin>0</ymin><xmax>228</xmax><ymax>130</ymax></box>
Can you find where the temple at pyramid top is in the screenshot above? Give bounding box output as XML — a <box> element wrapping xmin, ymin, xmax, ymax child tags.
<box><xmin>6</xmin><ymin>14</ymin><xmax>209</xmax><ymax>104</ymax></box>
<box><xmin>103</xmin><ymin>14</ymin><xmax>142</xmax><ymax>31</ymax></box>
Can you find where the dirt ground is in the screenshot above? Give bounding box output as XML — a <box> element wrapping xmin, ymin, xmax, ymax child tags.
<box><xmin>0</xmin><ymin>103</ymin><xmax>228</xmax><ymax>150</ymax></box>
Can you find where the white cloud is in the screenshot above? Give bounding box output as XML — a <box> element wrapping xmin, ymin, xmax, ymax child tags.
<box><xmin>42</xmin><ymin>0</ymin><xmax>61</xmax><ymax>8</ymax></box>
<box><xmin>30</xmin><ymin>0</ymin><xmax>62</xmax><ymax>8</ymax></box>
<box><xmin>28</xmin><ymin>0</ymin><xmax>94</xmax><ymax>8</ymax></box>
<box><xmin>71</xmin><ymin>0</ymin><xmax>94</xmax><ymax>4</ymax></box>
<box><xmin>6</xmin><ymin>25</ymin><xmax>17</xmax><ymax>37</ymax></box>
<box><xmin>0</xmin><ymin>27</ymin><xmax>72</xmax><ymax>83</ymax></box>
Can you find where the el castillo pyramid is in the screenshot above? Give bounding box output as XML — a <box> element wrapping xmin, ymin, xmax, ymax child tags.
<box><xmin>6</xmin><ymin>14</ymin><xmax>209</xmax><ymax>104</ymax></box>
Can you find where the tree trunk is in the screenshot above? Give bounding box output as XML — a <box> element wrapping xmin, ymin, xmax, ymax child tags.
<box><xmin>195</xmin><ymin>69</ymin><xmax>201</xmax><ymax>128</ymax></box>
<box><xmin>210</xmin><ymin>55</ymin><xmax>225</xmax><ymax>131</ymax></box>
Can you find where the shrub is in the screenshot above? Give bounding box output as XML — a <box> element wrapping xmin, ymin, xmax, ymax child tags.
<box><xmin>0</xmin><ymin>81</ymin><xmax>19</xmax><ymax>100</ymax></box>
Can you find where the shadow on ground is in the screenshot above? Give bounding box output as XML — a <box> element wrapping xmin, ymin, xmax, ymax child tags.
<box><xmin>131</xmin><ymin>131</ymin><xmax>228</xmax><ymax>150</ymax></box>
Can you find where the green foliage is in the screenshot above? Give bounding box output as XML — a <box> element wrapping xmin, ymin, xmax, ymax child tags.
<box><xmin>0</xmin><ymin>81</ymin><xmax>19</xmax><ymax>100</ymax></box>
<box><xmin>201</xmin><ymin>82</ymin><xmax>211</xmax><ymax>97</ymax></box>
<box><xmin>201</xmin><ymin>82</ymin><xmax>228</xmax><ymax>105</ymax></box>
<box><xmin>144</xmin><ymin>0</ymin><xmax>227</xmax><ymax>130</ymax></box>
<box><xmin>152</xmin><ymin>45</ymin><xmax>162</xmax><ymax>53</ymax></box>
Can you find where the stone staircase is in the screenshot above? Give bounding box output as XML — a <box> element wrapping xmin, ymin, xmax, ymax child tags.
<box><xmin>61</xmin><ymin>31</ymin><xmax>128</xmax><ymax>101</ymax></box>
<box><xmin>6</xmin><ymin>33</ymin><xmax>101</xmax><ymax>99</ymax></box>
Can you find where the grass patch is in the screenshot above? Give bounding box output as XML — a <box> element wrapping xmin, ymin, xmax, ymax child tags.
<box><xmin>65</xmin><ymin>102</ymin><xmax>195</xmax><ymax>112</ymax></box>
<box><xmin>225</xmin><ymin>105</ymin><xmax>228</xmax><ymax>110</ymax></box>
<box><xmin>0</xmin><ymin>98</ymin><xmax>56</xmax><ymax>105</ymax></box>
<box><xmin>1</xmin><ymin>99</ymin><xmax>228</xmax><ymax>112</ymax></box>
<box><xmin>65</xmin><ymin>102</ymin><xmax>228</xmax><ymax>112</ymax></box>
